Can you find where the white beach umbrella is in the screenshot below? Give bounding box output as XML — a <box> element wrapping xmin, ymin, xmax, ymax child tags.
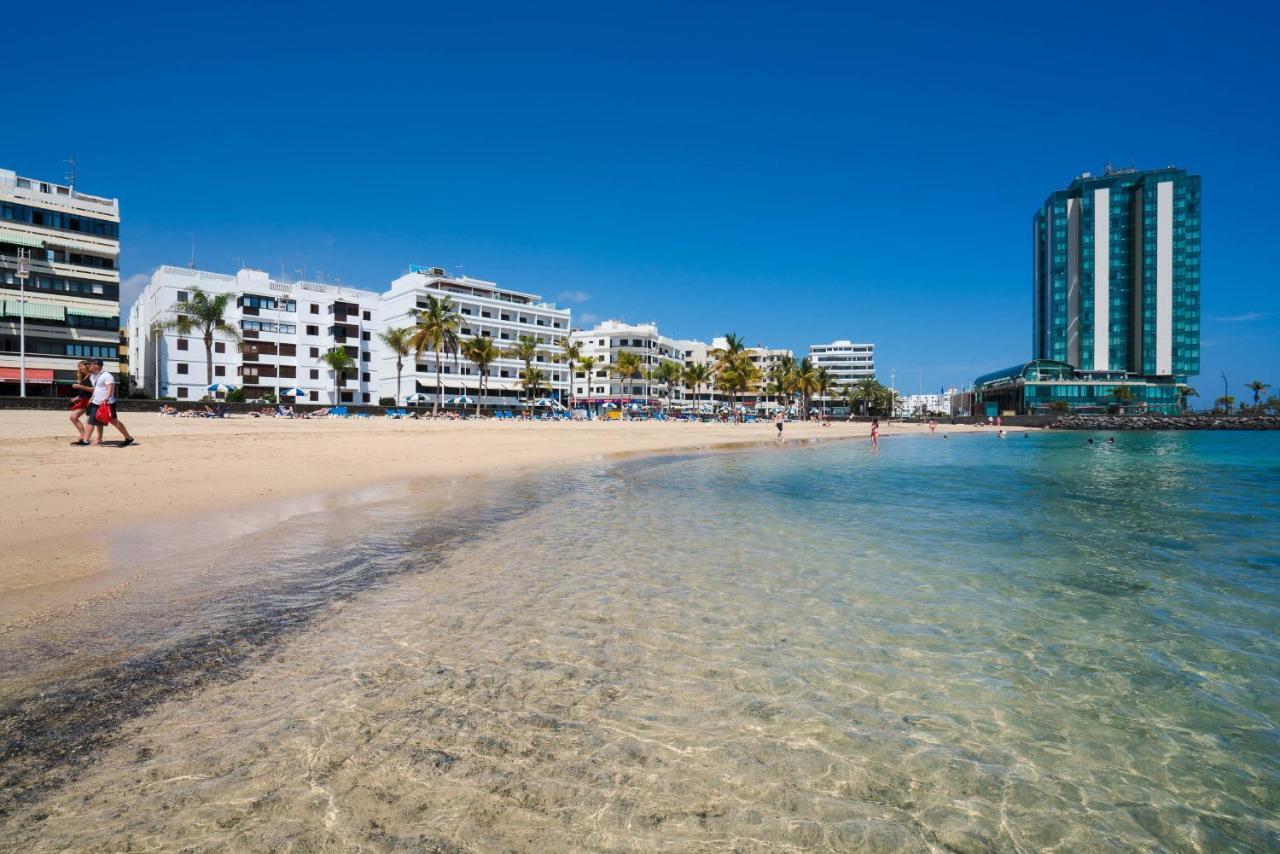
<box><xmin>207</xmin><ymin>383</ymin><xmax>236</xmax><ymax>393</ymax></box>
<box><xmin>405</xmin><ymin>392</ymin><xmax>430</xmax><ymax>404</ymax></box>
<box><xmin>447</xmin><ymin>395</ymin><xmax>475</xmax><ymax>405</ymax></box>
<box><xmin>280</xmin><ymin>387</ymin><xmax>305</xmax><ymax>398</ymax></box>
<box><xmin>532</xmin><ymin>397</ymin><xmax>562</xmax><ymax>408</ymax></box>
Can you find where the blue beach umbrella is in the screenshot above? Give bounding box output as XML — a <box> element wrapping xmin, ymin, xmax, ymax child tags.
<box><xmin>280</xmin><ymin>387</ymin><xmax>305</xmax><ymax>398</ymax></box>
<box><xmin>447</xmin><ymin>395</ymin><xmax>475</xmax><ymax>405</ymax></box>
<box><xmin>405</xmin><ymin>392</ymin><xmax>430</xmax><ymax>404</ymax></box>
<box><xmin>207</xmin><ymin>383</ymin><xmax>236</xmax><ymax>393</ymax></box>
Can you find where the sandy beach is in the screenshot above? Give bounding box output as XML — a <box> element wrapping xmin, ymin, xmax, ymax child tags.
<box><xmin>0</xmin><ymin>411</ymin><xmax>1012</xmax><ymax>617</ymax></box>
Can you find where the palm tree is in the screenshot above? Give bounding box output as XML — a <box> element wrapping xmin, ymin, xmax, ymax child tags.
<box><xmin>1178</xmin><ymin>386</ymin><xmax>1198</xmax><ymax>414</ymax></box>
<box><xmin>653</xmin><ymin>360</ymin><xmax>683</xmax><ymax>413</ymax></box>
<box><xmin>1112</xmin><ymin>384</ymin><xmax>1135</xmax><ymax>410</ymax></box>
<box><xmin>461</xmin><ymin>335</ymin><xmax>500</xmax><ymax>416</ymax></box>
<box><xmin>506</xmin><ymin>335</ymin><xmax>543</xmax><ymax>411</ymax></box>
<box><xmin>853</xmin><ymin>377</ymin><xmax>881</xmax><ymax>416</ymax></box>
<box><xmin>794</xmin><ymin>358</ymin><xmax>819</xmax><ymax>420</ymax></box>
<box><xmin>407</xmin><ymin>295</ymin><xmax>462</xmax><ymax>415</ymax></box>
<box><xmin>377</xmin><ymin>326</ymin><xmax>413</xmax><ymax>404</ymax></box>
<box><xmin>1246</xmin><ymin>380</ymin><xmax>1271</xmax><ymax>409</ymax></box>
<box><xmin>557</xmin><ymin>337</ymin><xmax>582</xmax><ymax>409</ymax></box>
<box><xmin>320</xmin><ymin>347</ymin><xmax>356</xmax><ymax>404</ymax></box>
<box><xmin>839</xmin><ymin>382</ymin><xmax>856</xmax><ymax>415</ymax></box>
<box><xmin>576</xmin><ymin>355</ymin><xmax>598</xmax><ymax>411</ymax></box>
<box><xmin>158</xmin><ymin>286</ymin><xmax>241</xmax><ymax>391</ymax></box>
<box><xmin>1214</xmin><ymin>395</ymin><xmax>1235</xmax><ymax>413</ymax></box>
<box><xmin>612</xmin><ymin>351</ymin><xmax>645</xmax><ymax>412</ymax></box>
<box><xmin>815</xmin><ymin>366</ymin><xmax>836</xmax><ymax>419</ymax></box>
<box><xmin>520</xmin><ymin>367</ymin><xmax>545</xmax><ymax>409</ymax></box>
<box><xmin>683</xmin><ymin>362</ymin><xmax>711</xmax><ymax>413</ymax></box>
<box><xmin>767</xmin><ymin>355</ymin><xmax>797</xmax><ymax>409</ymax></box>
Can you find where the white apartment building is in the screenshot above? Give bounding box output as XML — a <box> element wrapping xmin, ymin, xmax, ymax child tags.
<box><xmin>377</xmin><ymin>266</ymin><xmax>570</xmax><ymax>406</ymax></box>
<box><xmin>1</xmin><ymin>167</ymin><xmax>121</xmax><ymax>396</ymax></box>
<box><xmin>128</xmin><ymin>266</ymin><xmax>381</xmax><ymax>404</ymax></box>
<box><xmin>569</xmin><ymin>320</ymin><xmax>689</xmax><ymax>406</ymax></box>
<box><xmin>808</xmin><ymin>340</ymin><xmax>876</xmax><ymax>390</ymax></box>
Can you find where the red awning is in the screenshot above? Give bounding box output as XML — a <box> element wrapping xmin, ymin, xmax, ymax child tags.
<box><xmin>0</xmin><ymin>367</ymin><xmax>55</xmax><ymax>384</ymax></box>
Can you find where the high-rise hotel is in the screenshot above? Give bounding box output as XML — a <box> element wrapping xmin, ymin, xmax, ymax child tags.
<box><xmin>1</xmin><ymin>167</ymin><xmax>121</xmax><ymax>396</ymax></box>
<box><xmin>1033</xmin><ymin>166</ymin><xmax>1200</xmax><ymax>377</ymax></box>
<box><xmin>975</xmin><ymin>166</ymin><xmax>1201</xmax><ymax>415</ymax></box>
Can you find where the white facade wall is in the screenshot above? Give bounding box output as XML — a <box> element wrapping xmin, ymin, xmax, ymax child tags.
<box><xmin>129</xmin><ymin>266</ymin><xmax>381</xmax><ymax>404</ymax></box>
<box><xmin>376</xmin><ymin>268</ymin><xmax>570</xmax><ymax>406</ymax></box>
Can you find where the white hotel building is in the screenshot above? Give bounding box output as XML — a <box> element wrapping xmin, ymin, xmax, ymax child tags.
<box><xmin>127</xmin><ymin>266</ymin><xmax>381</xmax><ymax>403</ymax></box>
<box><xmin>1</xmin><ymin>167</ymin><xmax>121</xmax><ymax>396</ymax></box>
<box><xmin>808</xmin><ymin>340</ymin><xmax>876</xmax><ymax>388</ymax></box>
<box><xmin>376</xmin><ymin>266</ymin><xmax>570</xmax><ymax>406</ymax></box>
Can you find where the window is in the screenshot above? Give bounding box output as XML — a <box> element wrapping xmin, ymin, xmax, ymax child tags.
<box><xmin>362</xmin><ymin>373</ymin><xmax>371</xmax><ymax>383</ymax></box>
<box><xmin>361</xmin><ymin>331</ymin><xmax>370</xmax><ymax>341</ymax></box>
<box><xmin>462</xmin><ymin>328</ymin><xmax>472</xmax><ymax>335</ymax></box>
<box><xmin>177</xmin><ymin>363</ymin><xmax>188</xmax><ymax>374</ymax></box>
<box><xmin>501</xmin><ymin>370</ymin><xmax>510</xmax><ymax>378</ymax></box>
<box><xmin>341</xmin><ymin>391</ymin><xmax>353</xmax><ymax>403</ymax></box>
<box><xmin>361</xmin><ymin>352</ymin><xmax>370</xmax><ymax>362</ymax></box>
<box><xmin>306</xmin><ymin>325</ymin><xmax>318</xmax><ymax>335</ymax></box>
<box><xmin>363</xmin><ymin>393</ymin><xmax>371</xmax><ymax>403</ymax></box>
<box><xmin>177</xmin><ymin>338</ymin><xmax>188</xmax><ymax>351</ymax></box>
<box><xmin>214</xmin><ymin>366</ymin><xmax>225</xmax><ymax>377</ymax></box>
<box><xmin>214</xmin><ymin>342</ymin><xmax>225</xmax><ymax>354</ymax></box>
<box><xmin>280</xmin><ymin>343</ymin><xmax>296</xmax><ymax>357</ymax></box>
<box><xmin>461</xmin><ymin>308</ymin><xmax>472</xmax><ymax>315</ymax></box>
<box><xmin>310</xmin><ymin>347</ymin><xmax>319</xmax><ymax>358</ymax></box>
<box><xmin>362</xmin><ymin>310</ymin><xmax>370</xmax><ymax>321</ymax></box>
<box><xmin>482</xmin><ymin>311</ymin><xmax>491</xmax><ymax>318</ymax></box>
<box><xmin>310</xmin><ymin>305</ymin><xmax>319</xmax><ymax>315</ymax></box>
<box><xmin>309</xmin><ymin>391</ymin><xmax>318</xmax><ymax>401</ymax></box>
<box><xmin>501</xmin><ymin>313</ymin><xmax>510</xmax><ymax>321</ymax></box>
<box><xmin>177</xmin><ymin>387</ymin><xmax>188</xmax><ymax>398</ymax></box>
<box><xmin>310</xmin><ymin>369</ymin><xmax>319</xmax><ymax>379</ymax></box>
<box><xmin>177</xmin><ymin>291</ymin><xmax>189</xmax><ymax>302</ymax></box>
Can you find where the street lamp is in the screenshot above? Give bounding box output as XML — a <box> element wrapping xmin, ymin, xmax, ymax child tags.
<box><xmin>16</xmin><ymin>247</ymin><xmax>29</xmax><ymax>397</ymax></box>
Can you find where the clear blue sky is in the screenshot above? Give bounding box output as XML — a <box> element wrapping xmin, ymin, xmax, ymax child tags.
<box><xmin>9</xmin><ymin>1</ymin><xmax>1278</xmax><ymax>399</ymax></box>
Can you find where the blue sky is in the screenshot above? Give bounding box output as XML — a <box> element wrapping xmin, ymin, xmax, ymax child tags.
<box><xmin>9</xmin><ymin>1</ymin><xmax>1278</xmax><ymax>399</ymax></box>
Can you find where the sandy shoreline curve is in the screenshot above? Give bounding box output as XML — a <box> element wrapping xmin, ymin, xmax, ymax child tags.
<box><xmin>1</xmin><ymin>411</ymin><xmax>1022</xmax><ymax>607</ymax></box>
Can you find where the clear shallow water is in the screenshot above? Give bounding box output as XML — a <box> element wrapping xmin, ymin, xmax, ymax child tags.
<box><xmin>2</xmin><ymin>431</ymin><xmax>1278</xmax><ymax>851</ymax></box>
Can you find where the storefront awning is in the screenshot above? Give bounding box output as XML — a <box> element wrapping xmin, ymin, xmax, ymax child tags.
<box><xmin>3</xmin><ymin>300</ymin><xmax>66</xmax><ymax>321</ymax></box>
<box><xmin>67</xmin><ymin>304</ymin><xmax>119</xmax><ymax>319</ymax></box>
<box><xmin>0</xmin><ymin>229</ymin><xmax>45</xmax><ymax>249</ymax></box>
<box><xmin>0</xmin><ymin>367</ymin><xmax>55</xmax><ymax>384</ymax></box>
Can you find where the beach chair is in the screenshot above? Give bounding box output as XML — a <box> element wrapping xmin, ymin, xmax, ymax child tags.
<box><xmin>329</xmin><ymin>406</ymin><xmax>349</xmax><ymax>418</ymax></box>
<box><xmin>384</xmin><ymin>408</ymin><xmax>400</xmax><ymax>418</ymax></box>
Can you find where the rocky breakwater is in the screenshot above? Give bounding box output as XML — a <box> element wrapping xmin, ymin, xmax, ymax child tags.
<box><xmin>1051</xmin><ymin>414</ymin><xmax>1280</xmax><ymax>430</ymax></box>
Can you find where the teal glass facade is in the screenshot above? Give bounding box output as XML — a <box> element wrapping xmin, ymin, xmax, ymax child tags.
<box><xmin>1032</xmin><ymin>166</ymin><xmax>1200</xmax><ymax>379</ymax></box>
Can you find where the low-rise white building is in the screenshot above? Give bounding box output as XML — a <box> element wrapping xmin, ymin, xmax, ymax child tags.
<box><xmin>376</xmin><ymin>266</ymin><xmax>570</xmax><ymax>406</ymax></box>
<box><xmin>902</xmin><ymin>392</ymin><xmax>953</xmax><ymax>417</ymax></box>
<box><xmin>568</xmin><ymin>320</ymin><xmax>687</xmax><ymax>407</ymax></box>
<box><xmin>127</xmin><ymin>266</ymin><xmax>381</xmax><ymax>404</ymax></box>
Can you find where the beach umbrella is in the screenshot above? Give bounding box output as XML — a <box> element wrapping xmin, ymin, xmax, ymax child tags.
<box><xmin>280</xmin><ymin>387</ymin><xmax>305</xmax><ymax>398</ymax></box>
<box><xmin>405</xmin><ymin>392</ymin><xmax>430</xmax><ymax>404</ymax></box>
<box><xmin>532</xmin><ymin>397</ymin><xmax>563</xmax><ymax>408</ymax></box>
<box><xmin>625</xmin><ymin>402</ymin><xmax>646</xmax><ymax>411</ymax></box>
<box><xmin>601</xmin><ymin>402</ymin><xmax>618</xmax><ymax>410</ymax></box>
<box><xmin>207</xmin><ymin>383</ymin><xmax>236</xmax><ymax>393</ymax></box>
<box><xmin>447</xmin><ymin>395</ymin><xmax>475</xmax><ymax>405</ymax></box>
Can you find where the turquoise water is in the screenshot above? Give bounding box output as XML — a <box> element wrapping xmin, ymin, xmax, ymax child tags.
<box><xmin>3</xmin><ymin>431</ymin><xmax>1278</xmax><ymax>850</ymax></box>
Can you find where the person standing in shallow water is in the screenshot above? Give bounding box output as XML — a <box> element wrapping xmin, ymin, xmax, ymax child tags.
<box><xmin>774</xmin><ymin>410</ymin><xmax>785</xmax><ymax>441</ymax></box>
<box><xmin>870</xmin><ymin>418</ymin><xmax>880</xmax><ymax>448</ymax></box>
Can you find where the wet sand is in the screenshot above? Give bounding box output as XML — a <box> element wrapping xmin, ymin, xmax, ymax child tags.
<box><xmin>0</xmin><ymin>410</ymin><xmax>1010</xmax><ymax>622</ymax></box>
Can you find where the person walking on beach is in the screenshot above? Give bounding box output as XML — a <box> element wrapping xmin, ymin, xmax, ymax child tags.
<box><xmin>775</xmin><ymin>410</ymin><xmax>785</xmax><ymax>441</ymax></box>
<box><xmin>85</xmin><ymin>359</ymin><xmax>135</xmax><ymax>447</ymax></box>
<box><xmin>68</xmin><ymin>360</ymin><xmax>94</xmax><ymax>445</ymax></box>
<box><xmin>928</xmin><ymin>418</ymin><xmax>936</xmax><ymax>436</ymax></box>
<box><xmin>870</xmin><ymin>417</ymin><xmax>880</xmax><ymax>448</ymax></box>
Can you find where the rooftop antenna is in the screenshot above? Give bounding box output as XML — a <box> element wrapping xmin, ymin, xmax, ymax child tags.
<box><xmin>63</xmin><ymin>153</ymin><xmax>77</xmax><ymax>191</ymax></box>
<box><xmin>187</xmin><ymin>233</ymin><xmax>196</xmax><ymax>269</ymax></box>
